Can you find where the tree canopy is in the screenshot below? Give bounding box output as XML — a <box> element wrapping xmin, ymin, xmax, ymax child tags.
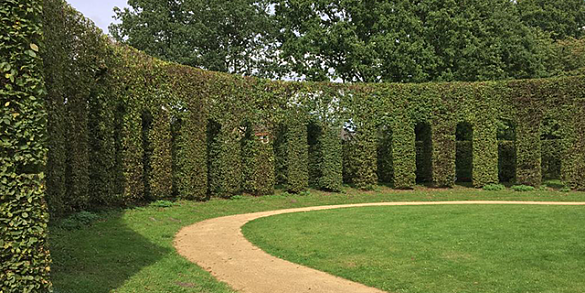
<box><xmin>111</xmin><ymin>0</ymin><xmax>275</xmax><ymax>75</ymax></box>
<box><xmin>518</xmin><ymin>0</ymin><xmax>585</xmax><ymax>40</ymax></box>
<box><xmin>110</xmin><ymin>0</ymin><xmax>585</xmax><ymax>82</ymax></box>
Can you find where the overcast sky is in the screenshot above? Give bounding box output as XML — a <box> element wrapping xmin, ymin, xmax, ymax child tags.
<box><xmin>67</xmin><ymin>0</ymin><xmax>128</xmax><ymax>34</ymax></box>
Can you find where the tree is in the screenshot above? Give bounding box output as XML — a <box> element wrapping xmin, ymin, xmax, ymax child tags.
<box><xmin>517</xmin><ymin>0</ymin><xmax>585</xmax><ymax>40</ymax></box>
<box><xmin>110</xmin><ymin>0</ymin><xmax>276</xmax><ymax>75</ymax></box>
<box><xmin>548</xmin><ymin>37</ymin><xmax>585</xmax><ymax>76</ymax></box>
<box><xmin>110</xmin><ymin>0</ymin><xmax>582</xmax><ymax>83</ymax></box>
<box><xmin>271</xmin><ymin>0</ymin><xmax>556</xmax><ymax>82</ymax></box>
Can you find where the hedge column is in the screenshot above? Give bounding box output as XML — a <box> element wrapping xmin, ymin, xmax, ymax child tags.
<box><xmin>318</xmin><ymin>124</ymin><xmax>343</xmax><ymax>192</ymax></box>
<box><xmin>253</xmin><ymin>130</ymin><xmax>276</xmax><ymax>195</ymax></box>
<box><xmin>566</xmin><ymin>100</ymin><xmax>585</xmax><ymax>190</ymax></box>
<box><xmin>148</xmin><ymin>107</ymin><xmax>173</xmax><ymax>198</ymax></box>
<box><xmin>177</xmin><ymin>97</ymin><xmax>208</xmax><ymax>200</ymax></box>
<box><xmin>432</xmin><ymin>119</ymin><xmax>456</xmax><ymax>187</ymax></box>
<box><xmin>353</xmin><ymin>124</ymin><xmax>378</xmax><ymax>190</ymax></box>
<box><xmin>286</xmin><ymin>111</ymin><xmax>309</xmax><ymax>193</ymax></box>
<box><xmin>120</xmin><ymin>97</ymin><xmax>145</xmax><ymax>202</ymax></box>
<box><xmin>515</xmin><ymin>117</ymin><xmax>543</xmax><ymax>186</ymax></box>
<box><xmin>43</xmin><ymin>0</ymin><xmax>67</xmax><ymax>215</ymax></box>
<box><xmin>209</xmin><ymin>122</ymin><xmax>243</xmax><ymax>197</ymax></box>
<box><xmin>472</xmin><ymin>120</ymin><xmax>499</xmax><ymax>187</ymax></box>
<box><xmin>0</xmin><ymin>0</ymin><xmax>52</xmax><ymax>291</ymax></box>
<box><xmin>392</xmin><ymin>117</ymin><xmax>416</xmax><ymax>189</ymax></box>
<box><xmin>88</xmin><ymin>84</ymin><xmax>119</xmax><ymax>206</ymax></box>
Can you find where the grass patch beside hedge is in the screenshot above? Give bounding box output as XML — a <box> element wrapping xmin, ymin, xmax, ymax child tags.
<box><xmin>243</xmin><ymin>204</ymin><xmax>585</xmax><ymax>293</ymax></box>
<box><xmin>50</xmin><ymin>186</ymin><xmax>585</xmax><ymax>293</ymax></box>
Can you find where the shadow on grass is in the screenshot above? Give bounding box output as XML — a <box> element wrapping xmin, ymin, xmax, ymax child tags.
<box><xmin>50</xmin><ymin>211</ymin><xmax>170</xmax><ymax>293</ymax></box>
<box><xmin>454</xmin><ymin>181</ymin><xmax>473</xmax><ymax>188</ymax></box>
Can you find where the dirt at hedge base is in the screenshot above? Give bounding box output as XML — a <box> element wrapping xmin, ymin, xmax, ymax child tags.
<box><xmin>174</xmin><ymin>201</ymin><xmax>585</xmax><ymax>293</ymax></box>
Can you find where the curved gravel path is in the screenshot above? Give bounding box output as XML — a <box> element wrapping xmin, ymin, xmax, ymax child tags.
<box><xmin>174</xmin><ymin>201</ymin><xmax>585</xmax><ymax>293</ymax></box>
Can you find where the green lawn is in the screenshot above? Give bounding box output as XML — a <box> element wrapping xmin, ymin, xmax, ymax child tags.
<box><xmin>243</xmin><ymin>204</ymin><xmax>585</xmax><ymax>293</ymax></box>
<box><xmin>50</xmin><ymin>186</ymin><xmax>585</xmax><ymax>293</ymax></box>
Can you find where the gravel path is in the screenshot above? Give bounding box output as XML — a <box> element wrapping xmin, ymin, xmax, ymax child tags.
<box><xmin>174</xmin><ymin>201</ymin><xmax>585</xmax><ymax>293</ymax></box>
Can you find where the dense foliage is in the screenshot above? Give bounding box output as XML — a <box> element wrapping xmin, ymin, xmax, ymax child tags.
<box><xmin>112</xmin><ymin>0</ymin><xmax>585</xmax><ymax>83</ymax></box>
<box><xmin>518</xmin><ymin>0</ymin><xmax>585</xmax><ymax>40</ymax></box>
<box><xmin>1</xmin><ymin>0</ymin><xmax>52</xmax><ymax>292</ymax></box>
<box><xmin>110</xmin><ymin>0</ymin><xmax>276</xmax><ymax>76</ymax></box>
<box><xmin>1</xmin><ymin>1</ymin><xmax>585</xmax><ymax>291</ymax></box>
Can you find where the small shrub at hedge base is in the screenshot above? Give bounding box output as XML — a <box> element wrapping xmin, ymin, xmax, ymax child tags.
<box><xmin>58</xmin><ymin>211</ymin><xmax>101</xmax><ymax>230</ymax></box>
<box><xmin>483</xmin><ymin>184</ymin><xmax>506</xmax><ymax>191</ymax></box>
<box><xmin>230</xmin><ymin>195</ymin><xmax>247</xmax><ymax>200</ymax></box>
<box><xmin>149</xmin><ymin>200</ymin><xmax>178</xmax><ymax>208</ymax></box>
<box><xmin>511</xmin><ymin>185</ymin><xmax>536</xmax><ymax>192</ymax></box>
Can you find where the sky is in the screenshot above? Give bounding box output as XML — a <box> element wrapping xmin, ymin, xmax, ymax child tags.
<box><xmin>67</xmin><ymin>0</ymin><xmax>129</xmax><ymax>34</ymax></box>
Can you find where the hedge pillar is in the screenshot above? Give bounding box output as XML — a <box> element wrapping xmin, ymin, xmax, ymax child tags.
<box><xmin>120</xmin><ymin>99</ymin><xmax>145</xmax><ymax>202</ymax></box>
<box><xmin>432</xmin><ymin>119</ymin><xmax>456</xmax><ymax>187</ymax></box>
<box><xmin>88</xmin><ymin>89</ymin><xmax>118</xmax><ymax>206</ymax></box>
<box><xmin>565</xmin><ymin>102</ymin><xmax>585</xmax><ymax>190</ymax></box>
<box><xmin>148</xmin><ymin>107</ymin><xmax>173</xmax><ymax>198</ymax></box>
<box><xmin>472</xmin><ymin>120</ymin><xmax>499</xmax><ymax>187</ymax></box>
<box><xmin>516</xmin><ymin>117</ymin><xmax>542</xmax><ymax>186</ymax></box>
<box><xmin>43</xmin><ymin>0</ymin><xmax>67</xmax><ymax>215</ymax></box>
<box><xmin>353</xmin><ymin>125</ymin><xmax>378</xmax><ymax>190</ymax></box>
<box><xmin>273</xmin><ymin>124</ymin><xmax>288</xmax><ymax>186</ymax></box>
<box><xmin>0</xmin><ymin>0</ymin><xmax>52</xmax><ymax>291</ymax></box>
<box><xmin>392</xmin><ymin>118</ymin><xmax>416</xmax><ymax>189</ymax></box>
<box><xmin>65</xmin><ymin>89</ymin><xmax>90</xmax><ymax>209</ymax></box>
<box><xmin>176</xmin><ymin>98</ymin><xmax>208</xmax><ymax>200</ymax></box>
<box><xmin>242</xmin><ymin>124</ymin><xmax>276</xmax><ymax>196</ymax></box>
<box><xmin>209</xmin><ymin>122</ymin><xmax>243</xmax><ymax>197</ymax></box>
<box><xmin>253</xmin><ymin>131</ymin><xmax>276</xmax><ymax>195</ymax></box>
<box><xmin>318</xmin><ymin>124</ymin><xmax>343</xmax><ymax>192</ymax></box>
<box><xmin>286</xmin><ymin>111</ymin><xmax>309</xmax><ymax>193</ymax></box>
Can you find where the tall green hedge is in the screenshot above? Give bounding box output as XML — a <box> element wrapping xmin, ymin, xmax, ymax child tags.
<box><xmin>148</xmin><ymin>106</ymin><xmax>173</xmax><ymax>199</ymax></box>
<box><xmin>4</xmin><ymin>2</ymin><xmax>585</xmax><ymax>289</ymax></box>
<box><xmin>242</xmin><ymin>125</ymin><xmax>276</xmax><ymax>196</ymax></box>
<box><xmin>391</xmin><ymin>115</ymin><xmax>417</xmax><ymax>189</ymax></box>
<box><xmin>317</xmin><ymin>124</ymin><xmax>343</xmax><ymax>192</ymax></box>
<box><xmin>208</xmin><ymin>122</ymin><xmax>243</xmax><ymax>198</ymax></box>
<box><xmin>347</xmin><ymin>89</ymin><xmax>379</xmax><ymax>190</ymax></box>
<box><xmin>1</xmin><ymin>0</ymin><xmax>51</xmax><ymax>292</ymax></box>
<box><xmin>36</xmin><ymin>1</ymin><xmax>585</xmax><ymax>214</ymax></box>
<box><xmin>170</xmin><ymin>68</ymin><xmax>208</xmax><ymax>200</ymax></box>
<box><xmin>415</xmin><ymin>125</ymin><xmax>433</xmax><ymax>183</ymax></box>
<box><xmin>43</xmin><ymin>0</ymin><xmax>67</xmax><ymax>216</ymax></box>
<box><xmin>285</xmin><ymin>110</ymin><xmax>309</xmax><ymax>193</ymax></box>
<box><xmin>36</xmin><ymin>1</ymin><xmax>585</xmax><ymax>215</ymax></box>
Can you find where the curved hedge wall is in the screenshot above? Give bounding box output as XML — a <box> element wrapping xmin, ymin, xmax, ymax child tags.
<box><xmin>2</xmin><ymin>1</ymin><xmax>585</xmax><ymax>290</ymax></box>
<box><xmin>39</xmin><ymin>0</ymin><xmax>585</xmax><ymax>211</ymax></box>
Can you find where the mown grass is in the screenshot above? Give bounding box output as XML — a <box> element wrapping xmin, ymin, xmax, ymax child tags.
<box><xmin>243</xmin><ymin>204</ymin><xmax>585</xmax><ymax>293</ymax></box>
<box><xmin>51</xmin><ymin>185</ymin><xmax>585</xmax><ymax>293</ymax></box>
